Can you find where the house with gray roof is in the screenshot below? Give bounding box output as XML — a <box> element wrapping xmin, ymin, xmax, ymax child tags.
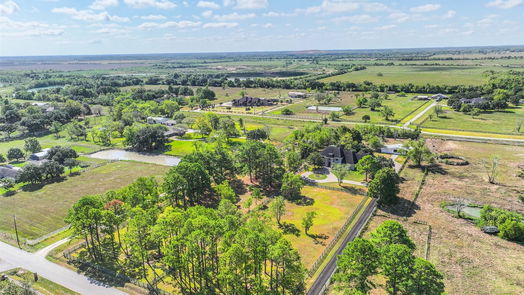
<box><xmin>320</xmin><ymin>145</ymin><xmax>368</xmax><ymax>170</ymax></box>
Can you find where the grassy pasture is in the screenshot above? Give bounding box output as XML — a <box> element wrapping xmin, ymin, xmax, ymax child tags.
<box><xmin>2</xmin><ymin>268</ymin><xmax>79</xmax><ymax>295</ymax></box>
<box><xmin>420</xmin><ymin>105</ymin><xmax>524</xmax><ymax>134</ymax></box>
<box><xmin>321</xmin><ymin>65</ymin><xmax>492</xmax><ymax>86</ymax></box>
<box><xmin>0</xmin><ymin>161</ymin><xmax>169</xmax><ymax>241</ymax></box>
<box><xmin>264</xmin><ymin>186</ymin><xmax>366</xmax><ymax>269</ymax></box>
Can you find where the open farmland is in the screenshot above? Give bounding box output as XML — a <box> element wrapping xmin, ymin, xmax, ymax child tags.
<box><xmin>419</xmin><ymin>105</ymin><xmax>524</xmax><ymax>135</ymax></box>
<box><xmin>321</xmin><ymin>65</ymin><xmax>493</xmax><ymax>86</ymax></box>
<box><xmin>0</xmin><ymin>161</ymin><xmax>169</xmax><ymax>241</ymax></box>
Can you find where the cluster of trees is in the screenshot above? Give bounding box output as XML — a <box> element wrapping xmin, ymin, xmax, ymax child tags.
<box><xmin>123</xmin><ymin>125</ymin><xmax>168</xmax><ymax>152</ymax></box>
<box><xmin>0</xmin><ymin>99</ymin><xmax>87</xmax><ymax>138</ymax></box>
<box><xmin>17</xmin><ymin>146</ymin><xmax>79</xmax><ymax>184</ymax></box>
<box><xmin>193</xmin><ymin>113</ymin><xmax>240</xmax><ymax>139</ymax></box>
<box><xmin>67</xmin><ymin>139</ymin><xmax>306</xmax><ymax>294</ymax></box>
<box><xmin>447</xmin><ymin>71</ymin><xmax>523</xmax><ymax>113</ymax></box>
<box><xmin>334</xmin><ymin>221</ymin><xmax>444</xmax><ymax>295</ymax></box>
<box><xmin>479</xmin><ymin>205</ymin><xmax>524</xmax><ymax>242</ymax></box>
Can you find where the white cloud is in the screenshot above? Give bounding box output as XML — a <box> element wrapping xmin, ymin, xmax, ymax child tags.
<box><xmin>140</xmin><ymin>14</ymin><xmax>166</xmax><ymax>20</ymax></box>
<box><xmin>478</xmin><ymin>14</ymin><xmax>498</xmax><ymax>25</ymax></box>
<box><xmin>197</xmin><ymin>1</ymin><xmax>220</xmax><ymax>9</ymax></box>
<box><xmin>443</xmin><ymin>10</ymin><xmax>456</xmax><ymax>19</ymax></box>
<box><xmin>304</xmin><ymin>0</ymin><xmax>359</xmax><ymax>15</ymax></box>
<box><xmin>0</xmin><ymin>0</ymin><xmax>19</xmax><ymax>15</ymax></box>
<box><xmin>362</xmin><ymin>2</ymin><xmax>389</xmax><ymax>12</ymax></box>
<box><xmin>89</xmin><ymin>0</ymin><xmax>118</xmax><ymax>10</ymax></box>
<box><xmin>263</xmin><ymin>11</ymin><xmax>297</xmax><ymax>17</ymax></box>
<box><xmin>388</xmin><ymin>12</ymin><xmax>410</xmax><ymax>23</ymax></box>
<box><xmin>334</xmin><ymin>14</ymin><xmax>379</xmax><ymax>24</ymax></box>
<box><xmin>0</xmin><ymin>16</ymin><xmax>65</xmax><ymax>37</ymax></box>
<box><xmin>213</xmin><ymin>12</ymin><xmax>256</xmax><ymax>21</ymax></box>
<box><xmin>138</xmin><ymin>20</ymin><xmax>201</xmax><ymax>29</ymax></box>
<box><xmin>262</xmin><ymin>22</ymin><xmax>272</xmax><ymax>28</ymax></box>
<box><xmin>203</xmin><ymin>22</ymin><xmax>238</xmax><ymax>28</ymax></box>
<box><xmin>409</xmin><ymin>4</ymin><xmax>441</xmax><ymax>13</ymax></box>
<box><xmin>486</xmin><ymin>0</ymin><xmax>522</xmax><ymax>9</ymax></box>
<box><xmin>376</xmin><ymin>24</ymin><xmax>396</xmax><ymax>30</ymax></box>
<box><xmin>52</xmin><ymin>7</ymin><xmax>130</xmax><ymax>22</ymax></box>
<box><xmin>234</xmin><ymin>0</ymin><xmax>267</xmax><ymax>10</ymax></box>
<box><xmin>124</xmin><ymin>0</ymin><xmax>176</xmax><ymax>9</ymax></box>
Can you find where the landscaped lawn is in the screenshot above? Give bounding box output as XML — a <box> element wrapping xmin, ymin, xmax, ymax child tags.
<box><xmin>420</xmin><ymin>105</ymin><xmax>524</xmax><ymax>134</ymax></box>
<box><xmin>278</xmin><ymin>186</ymin><xmax>366</xmax><ymax>269</ymax></box>
<box><xmin>0</xmin><ymin>161</ymin><xmax>169</xmax><ymax>241</ymax></box>
<box><xmin>321</xmin><ymin>65</ymin><xmax>491</xmax><ymax>86</ymax></box>
<box><xmin>308</xmin><ymin>173</ymin><xmax>328</xmax><ymax>180</ymax></box>
<box><xmin>164</xmin><ymin>139</ymin><xmax>199</xmax><ymax>156</ymax></box>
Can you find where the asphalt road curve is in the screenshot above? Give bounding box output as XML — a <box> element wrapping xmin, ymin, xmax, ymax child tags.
<box><xmin>307</xmin><ymin>198</ymin><xmax>377</xmax><ymax>295</ymax></box>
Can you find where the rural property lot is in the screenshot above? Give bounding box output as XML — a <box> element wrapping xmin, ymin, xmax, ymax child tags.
<box><xmin>420</xmin><ymin>105</ymin><xmax>524</xmax><ymax>135</ymax></box>
<box><xmin>0</xmin><ymin>161</ymin><xmax>169</xmax><ymax>241</ymax></box>
<box><xmin>321</xmin><ymin>65</ymin><xmax>491</xmax><ymax>86</ymax></box>
<box><xmin>338</xmin><ymin>140</ymin><xmax>524</xmax><ymax>295</ymax></box>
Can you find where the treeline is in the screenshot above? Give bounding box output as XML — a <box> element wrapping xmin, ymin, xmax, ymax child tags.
<box><xmin>0</xmin><ymin>99</ymin><xmax>88</xmax><ymax>138</ymax></box>
<box><xmin>448</xmin><ymin>71</ymin><xmax>524</xmax><ymax>112</ymax></box>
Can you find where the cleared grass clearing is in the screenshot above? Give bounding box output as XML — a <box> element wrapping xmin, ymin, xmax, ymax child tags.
<box><xmin>279</xmin><ymin>186</ymin><xmax>366</xmax><ymax>269</ymax></box>
<box><xmin>421</xmin><ymin>105</ymin><xmax>524</xmax><ymax>134</ymax></box>
<box><xmin>0</xmin><ymin>161</ymin><xmax>169</xmax><ymax>240</ymax></box>
<box><xmin>321</xmin><ymin>65</ymin><xmax>491</xmax><ymax>86</ymax></box>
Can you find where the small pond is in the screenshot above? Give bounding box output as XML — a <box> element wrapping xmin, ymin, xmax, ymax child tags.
<box><xmin>445</xmin><ymin>205</ymin><xmax>481</xmax><ymax>219</ymax></box>
<box><xmin>27</xmin><ymin>85</ymin><xmax>64</xmax><ymax>92</ymax></box>
<box><xmin>307</xmin><ymin>106</ymin><xmax>343</xmax><ymax>112</ymax></box>
<box><xmin>88</xmin><ymin>149</ymin><xmax>180</xmax><ymax>166</ymax></box>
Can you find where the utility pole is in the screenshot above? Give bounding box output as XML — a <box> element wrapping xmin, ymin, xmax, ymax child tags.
<box><xmin>13</xmin><ymin>215</ymin><xmax>21</xmax><ymax>249</ymax></box>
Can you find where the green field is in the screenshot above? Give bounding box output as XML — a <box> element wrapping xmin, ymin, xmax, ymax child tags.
<box><xmin>420</xmin><ymin>105</ymin><xmax>524</xmax><ymax>134</ymax></box>
<box><xmin>0</xmin><ymin>161</ymin><xmax>169</xmax><ymax>241</ymax></box>
<box><xmin>321</xmin><ymin>65</ymin><xmax>493</xmax><ymax>86</ymax></box>
<box><xmin>270</xmin><ymin>93</ymin><xmax>428</xmax><ymax>123</ymax></box>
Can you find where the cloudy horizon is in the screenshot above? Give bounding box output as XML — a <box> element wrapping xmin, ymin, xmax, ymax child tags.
<box><xmin>0</xmin><ymin>0</ymin><xmax>523</xmax><ymax>56</ymax></box>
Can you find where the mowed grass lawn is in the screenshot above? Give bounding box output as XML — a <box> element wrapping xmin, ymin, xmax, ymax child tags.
<box><xmin>279</xmin><ymin>186</ymin><xmax>365</xmax><ymax>269</ymax></box>
<box><xmin>421</xmin><ymin>105</ymin><xmax>524</xmax><ymax>134</ymax></box>
<box><xmin>273</xmin><ymin>94</ymin><xmax>427</xmax><ymax>123</ymax></box>
<box><xmin>0</xmin><ymin>161</ymin><xmax>169</xmax><ymax>240</ymax></box>
<box><xmin>321</xmin><ymin>65</ymin><xmax>491</xmax><ymax>86</ymax></box>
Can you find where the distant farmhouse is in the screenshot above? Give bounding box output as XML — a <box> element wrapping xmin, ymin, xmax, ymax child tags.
<box><xmin>460</xmin><ymin>97</ymin><xmax>486</xmax><ymax>106</ymax></box>
<box><xmin>31</xmin><ymin>102</ymin><xmax>55</xmax><ymax>113</ymax></box>
<box><xmin>0</xmin><ymin>165</ymin><xmax>21</xmax><ymax>180</ymax></box>
<box><xmin>232</xmin><ymin>96</ymin><xmax>278</xmax><ymax>107</ymax></box>
<box><xmin>288</xmin><ymin>92</ymin><xmax>307</xmax><ymax>99</ymax></box>
<box><xmin>147</xmin><ymin>117</ymin><xmax>177</xmax><ymax>126</ymax></box>
<box><xmin>29</xmin><ymin>148</ymin><xmax>50</xmax><ymax>161</ymax></box>
<box><xmin>320</xmin><ymin>145</ymin><xmax>368</xmax><ymax>170</ymax></box>
<box><xmin>431</xmin><ymin>94</ymin><xmax>448</xmax><ymax>101</ymax></box>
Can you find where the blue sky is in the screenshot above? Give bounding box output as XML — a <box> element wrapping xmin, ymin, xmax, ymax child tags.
<box><xmin>0</xmin><ymin>0</ymin><xmax>523</xmax><ymax>56</ymax></box>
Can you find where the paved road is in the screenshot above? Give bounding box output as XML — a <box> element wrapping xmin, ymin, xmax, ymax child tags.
<box><xmin>0</xmin><ymin>240</ymin><xmax>126</xmax><ymax>295</ymax></box>
<box><xmin>403</xmin><ymin>101</ymin><xmax>437</xmax><ymax>128</ymax></box>
<box><xmin>307</xmin><ymin>198</ymin><xmax>377</xmax><ymax>295</ymax></box>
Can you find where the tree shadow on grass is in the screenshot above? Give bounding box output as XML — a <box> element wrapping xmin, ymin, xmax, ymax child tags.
<box><xmin>230</xmin><ymin>179</ymin><xmax>247</xmax><ymax>195</ymax></box>
<box><xmin>20</xmin><ymin>177</ymin><xmax>67</xmax><ymax>192</ymax></box>
<box><xmin>379</xmin><ymin>197</ymin><xmax>421</xmax><ymax>218</ymax></box>
<box><xmin>309</xmin><ymin>233</ymin><xmax>329</xmax><ymax>245</ymax></box>
<box><xmin>280</xmin><ymin>222</ymin><xmax>300</xmax><ymax>237</ymax></box>
<box><xmin>71</xmin><ymin>260</ymin><xmax>128</xmax><ymax>288</ymax></box>
<box><xmin>337</xmin><ymin>184</ymin><xmax>367</xmax><ymax>195</ymax></box>
<box><xmin>290</xmin><ymin>195</ymin><xmax>314</xmax><ymax>206</ymax></box>
<box><xmin>426</xmin><ymin>163</ymin><xmax>448</xmax><ymax>175</ymax></box>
